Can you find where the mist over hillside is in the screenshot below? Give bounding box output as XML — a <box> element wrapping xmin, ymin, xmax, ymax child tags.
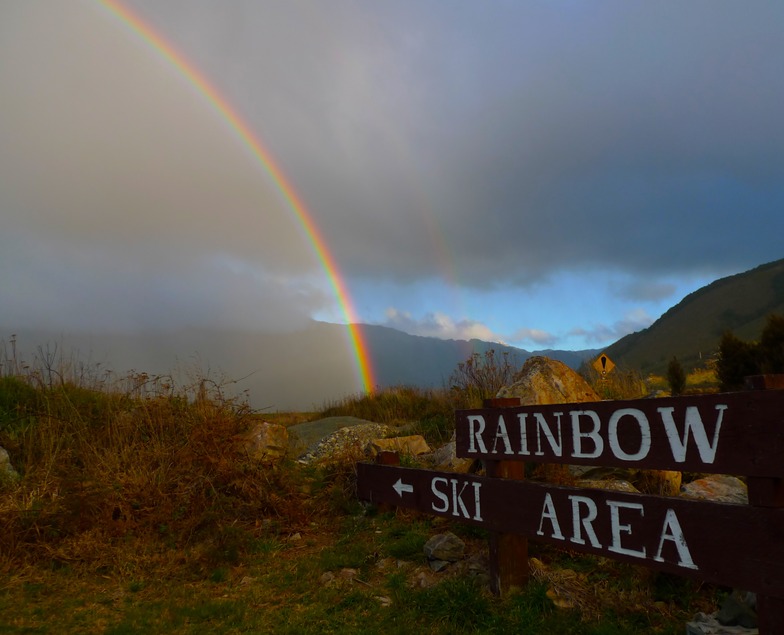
<box><xmin>1</xmin><ymin>323</ymin><xmax>596</xmax><ymax>411</ymax></box>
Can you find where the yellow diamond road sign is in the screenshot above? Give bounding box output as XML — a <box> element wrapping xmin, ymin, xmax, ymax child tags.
<box><xmin>593</xmin><ymin>353</ymin><xmax>615</xmax><ymax>375</ymax></box>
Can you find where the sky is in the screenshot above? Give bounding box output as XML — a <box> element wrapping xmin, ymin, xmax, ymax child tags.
<box><xmin>2</xmin><ymin>1</ymin><xmax>784</xmax><ymax>363</ymax></box>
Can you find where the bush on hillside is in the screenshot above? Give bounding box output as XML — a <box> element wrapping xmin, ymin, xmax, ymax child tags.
<box><xmin>760</xmin><ymin>313</ymin><xmax>784</xmax><ymax>374</ymax></box>
<box><xmin>667</xmin><ymin>357</ymin><xmax>686</xmax><ymax>396</ymax></box>
<box><xmin>449</xmin><ymin>349</ymin><xmax>516</xmax><ymax>407</ymax></box>
<box><xmin>717</xmin><ymin>313</ymin><xmax>784</xmax><ymax>391</ymax></box>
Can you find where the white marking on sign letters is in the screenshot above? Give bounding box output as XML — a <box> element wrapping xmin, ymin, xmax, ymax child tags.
<box><xmin>607</xmin><ymin>500</ymin><xmax>646</xmax><ymax>558</ymax></box>
<box><xmin>430</xmin><ymin>477</ymin><xmax>483</xmax><ymax>521</ymax></box>
<box><xmin>571</xmin><ymin>410</ymin><xmax>604</xmax><ymax>459</ymax></box>
<box><xmin>393</xmin><ymin>478</ymin><xmax>414</xmax><ymax>497</ymax></box>
<box><xmin>536</xmin><ymin>493</ymin><xmax>565</xmax><ymax>540</ymax></box>
<box><xmin>654</xmin><ymin>508</ymin><xmax>698</xmax><ymax>569</ymax></box>
<box><xmin>569</xmin><ymin>495</ymin><xmax>601</xmax><ymax>548</ymax></box>
<box><xmin>535</xmin><ymin>412</ymin><xmax>563</xmax><ymax>456</ymax></box>
<box><xmin>491</xmin><ymin>415</ymin><xmax>512</xmax><ymax>454</ymax></box>
<box><xmin>467</xmin><ymin>415</ymin><xmax>488</xmax><ymax>453</ymax></box>
<box><xmin>535</xmin><ymin>493</ymin><xmax>697</xmax><ymax>571</ymax></box>
<box><xmin>658</xmin><ymin>404</ymin><xmax>727</xmax><ymax>463</ymax></box>
<box><xmin>608</xmin><ymin>408</ymin><xmax>651</xmax><ymax>461</ymax></box>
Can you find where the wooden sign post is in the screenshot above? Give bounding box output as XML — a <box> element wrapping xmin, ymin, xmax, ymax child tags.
<box><xmin>482</xmin><ymin>397</ymin><xmax>526</xmax><ymax>595</ymax></box>
<box><xmin>356</xmin><ymin>388</ymin><xmax>784</xmax><ymax>631</ymax></box>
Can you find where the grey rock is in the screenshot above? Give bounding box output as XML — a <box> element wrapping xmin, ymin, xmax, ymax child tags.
<box><xmin>576</xmin><ymin>478</ymin><xmax>640</xmax><ymax>493</ymax></box>
<box><xmin>423</xmin><ymin>532</ymin><xmax>465</xmax><ymax>562</ymax></box>
<box><xmin>686</xmin><ymin>611</ymin><xmax>758</xmax><ymax>634</ymax></box>
<box><xmin>432</xmin><ymin>441</ymin><xmax>475</xmax><ymax>472</ymax></box>
<box><xmin>236</xmin><ymin>421</ymin><xmax>288</xmax><ymax>461</ymax></box>
<box><xmin>428</xmin><ymin>559</ymin><xmax>451</xmax><ymax>573</ymax></box>
<box><xmin>717</xmin><ymin>590</ymin><xmax>757</xmax><ymax>628</ymax></box>
<box><xmin>0</xmin><ymin>447</ymin><xmax>19</xmax><ymax>482</ymax></box>
<box><xmin>681</xmin><ymin>475</ymin><xmax>748</xmax><ymax>504</ymax></box>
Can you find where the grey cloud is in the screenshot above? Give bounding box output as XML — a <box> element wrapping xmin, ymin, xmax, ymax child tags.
<box><xmin>509</xmin><ymin>328</ymin><xmax>558</xmax><ymax>348</ymax></box>
<box><xmin>381</xmin><ymin>309</ymin><xmax>504</xmax><ymax>343</ymax></box>
<box><xmin>614</xmin><ymin>281</ymin><xmax>678</xmax><ymax>303</ymax></box>
<box><xmin>569</xmin><ymin>309</ymin><xmax>655</xmax><ymax>345</ymax></box>
<box><xmin>4</xmin><ymin>0</ymin><xmax>784</xmax><ymax>342</ymax></box>
<box><xmin>0</xmin><ymin>229</ymin><xmax>323</xmax><ymax>332</ymax></box>
<box><xmin>114</xmin><ymin>1</ymin><xmax>784</xmax><ymax>291</ymax></box>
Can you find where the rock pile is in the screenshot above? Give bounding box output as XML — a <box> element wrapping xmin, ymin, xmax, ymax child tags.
<box><xmin>298</xmin><ymin>423</ymin><xmax>392</xmax><ymax>463</ymax></box>
<box><xmin>423</xmin><ymin>532</ymin><xmax>465</xmax><ymax>572</ymax></box>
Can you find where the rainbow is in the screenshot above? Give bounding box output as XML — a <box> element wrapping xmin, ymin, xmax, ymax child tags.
<box><xmin>96</xmin><ymin>0</ymin><xmax>375</xmax><ymax>394</ymax></box>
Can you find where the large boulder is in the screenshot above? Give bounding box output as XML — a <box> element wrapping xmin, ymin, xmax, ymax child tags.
<box><xmin>496</xmin><ymin>356</ymin><xmax>600</xmax><ymax>404</ymax></box>
<box><xmin>236</xmin><ymin>421</ymin><xmax>289</xmax><ymax>461</ymax></box>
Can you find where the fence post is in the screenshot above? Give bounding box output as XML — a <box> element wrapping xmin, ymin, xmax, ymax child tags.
<box><xmin>745</xmin><ymin>374</ymin><xmax>784</xmax><ymax>634</ymax></box>
<box><xmin>483</xmin><ymin>397</ymin><xmax>527</xmax><ymax>596</ymax></box>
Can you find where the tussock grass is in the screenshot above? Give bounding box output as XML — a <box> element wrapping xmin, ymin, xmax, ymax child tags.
<box><xmin>319</xmin><ymin>385</ymin><xmax>455</xmax><ymax>446</ymax></box>
<box><xmin>320</xmin><ymin>385</ymin><xmax>453</xmax><ymax>425</ymax></box>
<box><xmin>0</xmin><ymin>345</ymin><xmax>307</xmax><ymax>580</ymax></box>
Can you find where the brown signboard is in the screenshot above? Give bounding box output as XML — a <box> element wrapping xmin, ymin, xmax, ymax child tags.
<box><xmin>454</xmin><ymin>390</ymin><xmax>784</xmax><ymax>476</ymax></box>
<box><xmin>356</xmin><ymin>462</ymin><xmax>784</xmax><ymax>596</ymax></box>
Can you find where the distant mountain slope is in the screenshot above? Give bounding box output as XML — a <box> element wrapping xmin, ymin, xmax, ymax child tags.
<box><xmin>359</xmin><ymin>323</ymin><xmax>597</xmax><ymax>389</ymax></box>
<box><xmin>606</xmin><ymin>258</ymin><xmax>784</xmax><ymax>375</ymax></box>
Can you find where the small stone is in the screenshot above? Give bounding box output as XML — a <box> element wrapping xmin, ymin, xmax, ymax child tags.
<box><xmin>288</xmin><ymin>532</ymin><xmax>302</xmax><ymax>542</ymax></box>
<box><xmin>375</xmin><ymin>595</ymin><xmax>392</xmax><ymax>607</ymax></box>
<box><xmin>339</xmin><ymin>568</ymin><xmax>357</xmax><ymax>579</ymax></box>
<box><xmin>423</xmin><ymin>532</ymin><xmax>465</xmax><ymax>562</ymax></box>
<box><xmin>414</xmin><ymin>571</ymin><xmax>435</xmax><ymax>588</ymax></box>
<box><xmin>466</xmin><ymin>553</ymin><xmax>488</xmax><ymax>575</ymax></box>
<box><xmin>428</xmin><ymin>559</ymin><xmax>450</xmax><ymax>573</ymax></box>
<box><xmin>319</xmin><ymin>572</ymin><xmax>335</xmax><ymax>586</ymax></box>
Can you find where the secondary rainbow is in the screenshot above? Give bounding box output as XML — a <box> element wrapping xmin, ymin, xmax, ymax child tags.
<box><xmin>97</xmin><ymin>0</ymin><xmax>375</xmax><ymax>394</ymax></box>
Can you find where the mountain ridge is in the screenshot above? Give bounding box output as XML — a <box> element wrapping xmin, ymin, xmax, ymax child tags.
<box><xmin>606</xmin><ymin>257</ymin><xmax>784</xmax><ymax>374</ymax></box>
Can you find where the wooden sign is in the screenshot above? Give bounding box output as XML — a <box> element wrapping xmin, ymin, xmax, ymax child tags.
<box><xmin>356</xmin><ymin>462</ymin><xmax>784</xmax><ymax>596</ymax></box>
<box><xmin>454</xmin><ymin>391</ymin><xmax>784</xmax><ymax>476</ymax></box>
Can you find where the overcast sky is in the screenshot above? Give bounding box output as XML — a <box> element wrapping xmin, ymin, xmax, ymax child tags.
<box><xmin>2</xmin><ymin>1</ymin><xmax>783</xmax><ymax>358</ymax></box>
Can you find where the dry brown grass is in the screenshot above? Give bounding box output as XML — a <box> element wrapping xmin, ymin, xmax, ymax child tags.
<box><xmin>0</xmin><ymin>364</ymin><xmax>309</xmax><ymax>580</ymax></box>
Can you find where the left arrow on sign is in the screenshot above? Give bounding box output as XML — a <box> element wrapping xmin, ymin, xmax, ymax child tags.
<box><xmin>393</xmin><ymin>478</ymin><xmax>414</xmax><ymax>497</ymax></box>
